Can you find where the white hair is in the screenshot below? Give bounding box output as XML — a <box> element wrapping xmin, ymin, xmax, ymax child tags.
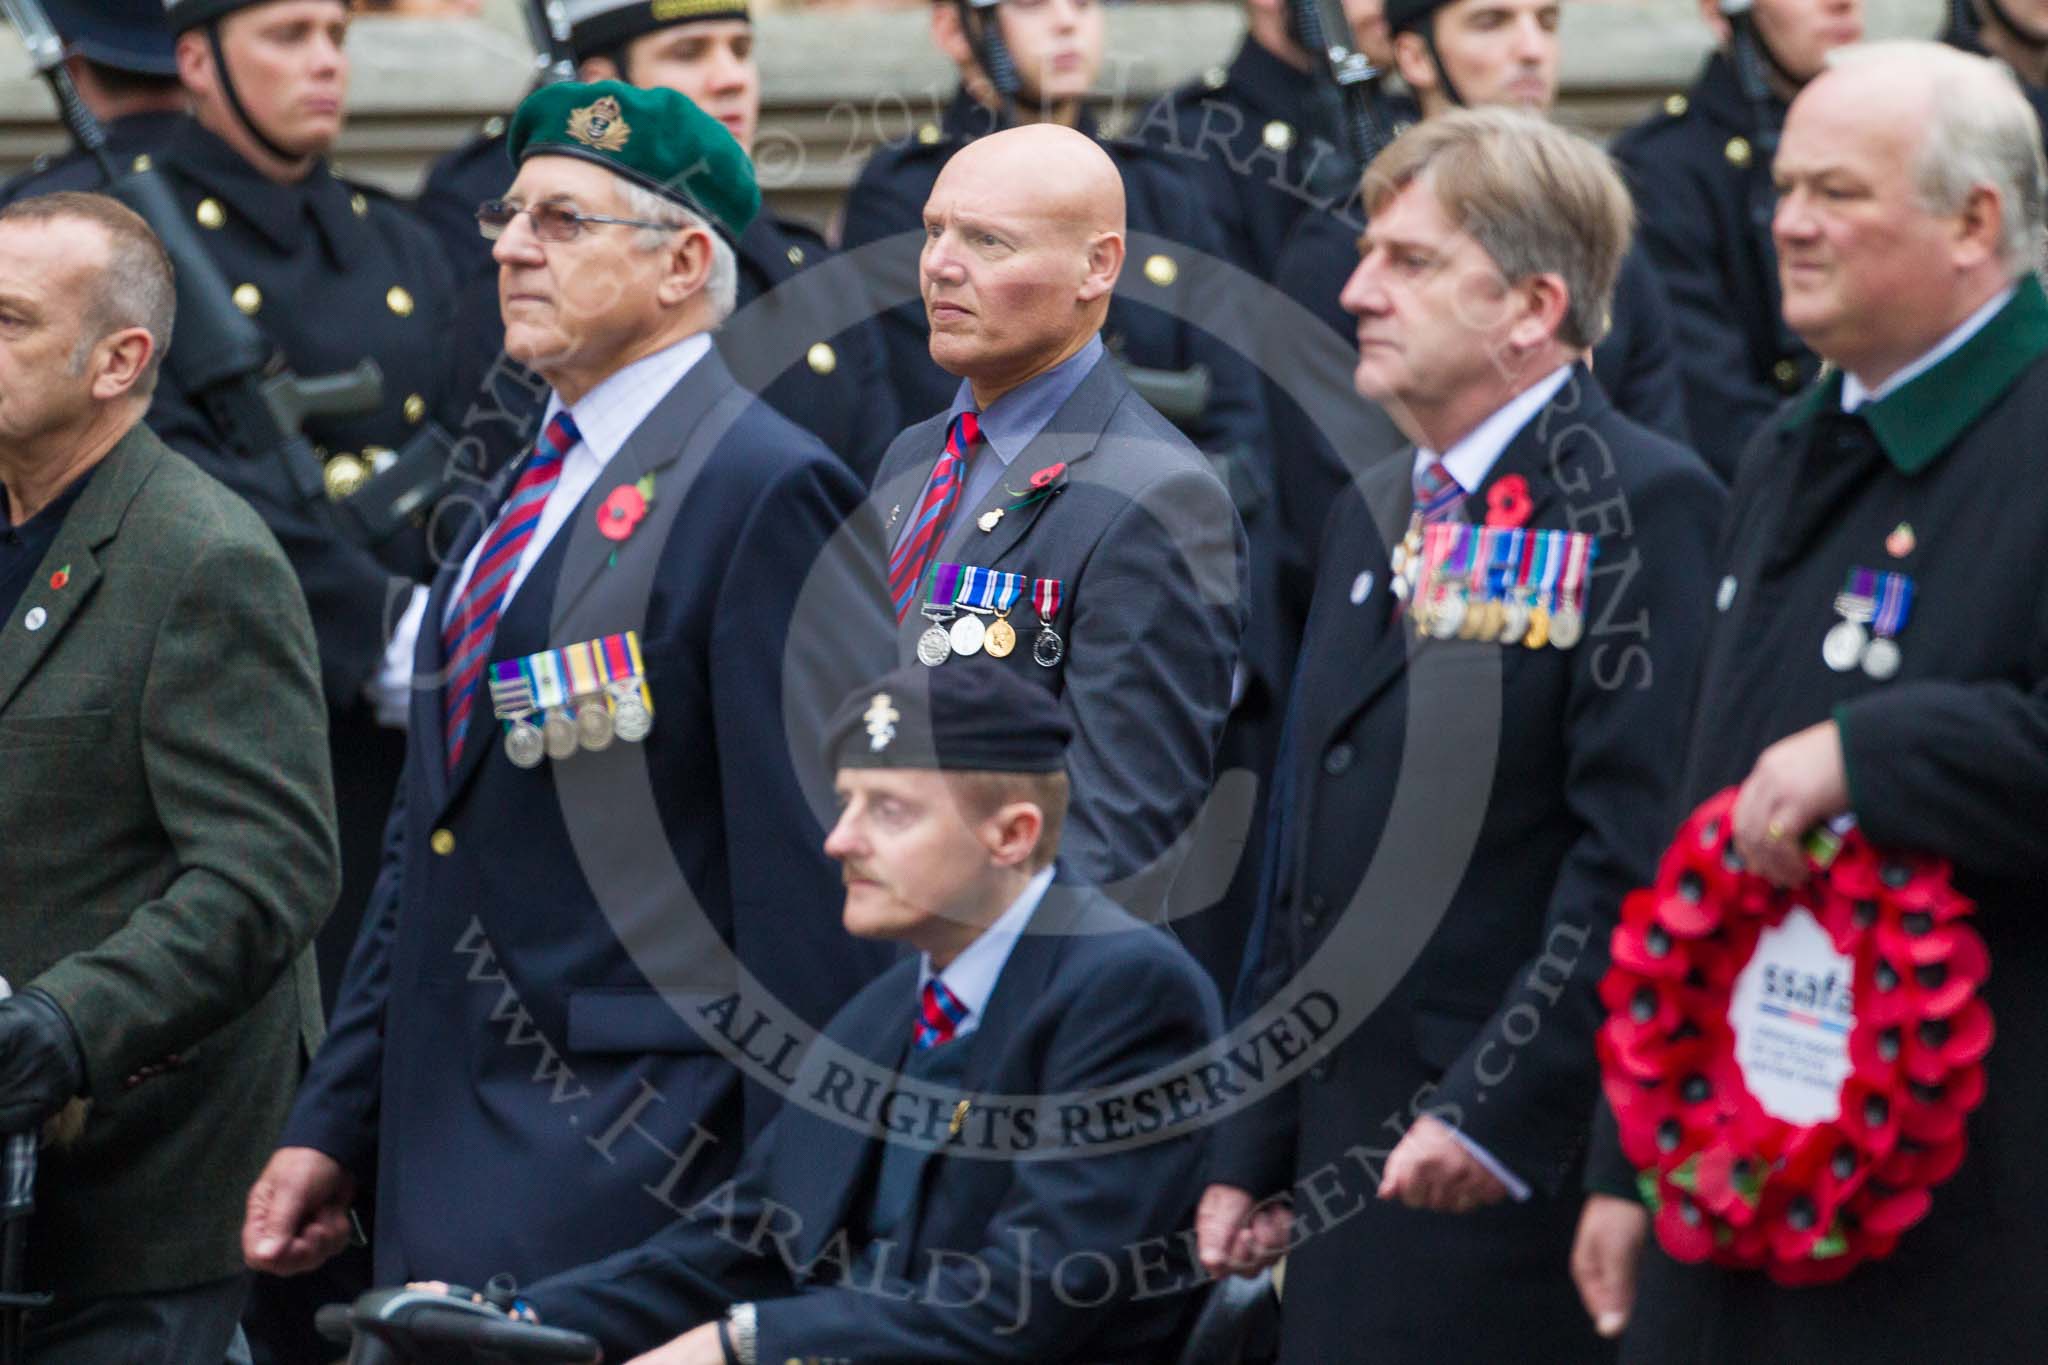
<box><xmin>615</xmin><ymin>175</ymin><xmax>740</xmax><ymax>323</ymax></box>
<box><xmin>1827</xmin><ymin>40</ymin><xmax>2047</xmax><ymax>275</ymax></box>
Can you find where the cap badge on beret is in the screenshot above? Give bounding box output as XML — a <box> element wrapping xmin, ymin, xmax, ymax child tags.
<box><xmin>864</xmin><ymin>693</ymin><xmax>900</xmax><ymax>753</ymax></box>
<box><xmin>569</xmin><ymin>96</ymin><xmax>632</xmax><ymax>154</ymax></box>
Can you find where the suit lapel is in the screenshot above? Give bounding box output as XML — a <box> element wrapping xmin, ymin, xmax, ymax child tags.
<box><xmin>0</xmin><ymin>428</ymin><xmax>160</xmax><ymax>715</ymax></box>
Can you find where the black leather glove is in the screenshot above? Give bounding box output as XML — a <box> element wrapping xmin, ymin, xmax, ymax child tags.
<box><xmin>0</xmin><ymin>989</ymin><xmax>86</xmax><ymax>1134</ymax></box>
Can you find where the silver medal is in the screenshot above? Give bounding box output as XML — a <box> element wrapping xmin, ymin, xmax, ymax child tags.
<box><xmin>1860</xmin><ymin>636</ymin><xmax>1902</xmax><ymax>680</ymax></box>
<box><xmin>917</xmin><ymin>624</ymin><xmax>953</xmax><ymax>667</ymax></box>
<box><xmin>1033</xmin><ymin>627</ymin><xmax>1064</xmax><ymax>667</ymax></box>
<box><xmin>1429</xmin><ymin>589</ymin><xmax>1465</xmax><ymax>640</ymax></box>
<box><xmin>1500</xmin><ymin>595</ymin><xmax>1531</xmax><ymax>645</ymax></box>
<box><xmin>1548</xmin><ymin>604</ymin><xmax>1584</xmax><ymax>650</ymax></box>
<box><xmin>576</xmin><ymin>700</ymin><xmax>615</xmax><ymax>751</ymax></box>
<box><xmin>543</xmin><ymin>710</ymin><xmax>579</xmax><ymax>761</ymax></box>
<box><xmin>504</xmin><ymin>719</ymin><xmax>546</xmax><ymax>769</ymax></box>
<box><xmin>612</xmin><ymin>691</ymin><xmax>654</xmax><ymax>742</ymax></box>
<box><xmin>1822</xmin><ymin>619</ymin><xmax>1867</xmax><ymax>672</ymax></box>
<box><xmin>949</xmin><ymin>613</ymin><xmax>986</xmax><ymax>657</ymax></box>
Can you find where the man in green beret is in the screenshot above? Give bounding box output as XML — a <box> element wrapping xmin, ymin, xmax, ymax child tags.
<box><xmin>243</xmin><ymin>78</ymin><xmax>897</xmax><ymax>1301</ymax></box>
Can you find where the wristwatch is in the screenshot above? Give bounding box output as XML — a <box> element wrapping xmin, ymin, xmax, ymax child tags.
<box><xmin>725</xmin><ymin>1302</ymin><xmax>758</xmax><ymax>1365</ymax></box>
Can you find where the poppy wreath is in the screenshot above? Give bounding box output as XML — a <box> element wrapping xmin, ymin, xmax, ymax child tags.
<box><xmin>1597</xmin><ymin>786</ymin><xmax>1992</xmax><ymax>1285</ymax></box>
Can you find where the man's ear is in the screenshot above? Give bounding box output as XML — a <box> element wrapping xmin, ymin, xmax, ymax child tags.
<box><xmin>1077</xmin><ymin>230</ymin><xmax>1124</xmax><ymax>303</ymax></box>
<box><xmin>983</xmin><ymin>801</ymin><xmax>1046</xmax><ymax>871</ymax></box>
<box><xmin>577</xmin><ymin>53</ymin><xmax>622</xmax><ymax>83</ymax></box>
<box><xmin>657</xmin><ymin>225</ymin><xmax>717</xmax><ymax>308</ymax></box>
<box><xmin>1504</xmin><ymin>271</ymin><xmax>1572</xmax><ymax>354</ymax></box>
<box><xmin>89</xmin><ymin>327</ymin><xmax>155</xmax><ymax>403</ymax></box>
<box><xmin>1392</xmin><ymin>29</ymin><xmax>1437</xmax><ymax>95</ymax></box>
<box><xmin>1952</xmin><ymin>183</ymin><xmax>2007</xmax><ymax>273</ymax></box>
<box><xmin>931</xmin><ymin>1</ymin><xmax>975</xmax><ymax>70</ymax></box>
<box><xmin>174</xmin><ymin>29</ymin><xmax>213</xmax><ymax>93</ymax></box>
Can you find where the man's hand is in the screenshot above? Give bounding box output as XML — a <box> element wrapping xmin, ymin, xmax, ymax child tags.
<box><xmin>1377</xmin><ymin>1114</ymin><xmax>1508</xmax><ymax>1213</ymax></box>
<box><xmin>243</xmin><ymin>1145</ymin><xmax>357</xmax><ymax>1276</ymax></box>
<box><xmin>1731</xmin><ymin>720</ymin><xmax>1850</xmax><ymax>887</ymax></box>
<box><xmin>1571</xmin><ymin>1193</ymin><xmax>1649</xmax><ymax>1339</ymax></box>
<box><xmin>0</xmin><ymin>990</ymin><xmax>85</xmax><ymax>1135</ymax></box>
<box><xmin>1194</xmin><ymin>1183</ymin><xmax>1294</xmax><ymax>1279</ymax></box>
<box><xmin>625</xmin><ymin>1321</ymin><xmax>727</xmax><ymax>1365</ymax></box>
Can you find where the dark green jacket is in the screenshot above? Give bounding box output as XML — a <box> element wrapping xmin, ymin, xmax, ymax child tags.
<box><xmin>0</xmin><ymin>421</ymin><xmax>336</xmax><ymax>1300</ymax></box>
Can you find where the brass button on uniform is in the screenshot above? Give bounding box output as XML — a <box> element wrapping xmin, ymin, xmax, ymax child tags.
<box><xmin>1263</xmin><ymin>120</ymin><xmax>1295</xmax><ymax>153</ymax></box>
<box><xmin>1724</xmin><ymin>136</ymin><xmax>1752</xmax><ymax>168</ymax></box>
<box><xmin>1203</xmin><ymin>65</ymin><xmax>1227</xmax><ymax>90</ymax></box>
<box><xmin>386</xmin><ymin>285</ymin><xmax>415</xmax><ymax>318</ymax></box>
<box><xmin>232</xmin><ymin>283</ymin><xmax>262</xmax><ymax>315</ymax></box>
<box><xmin>806</xmin><ymin>341</ymin><xmax>837</xmax><ymax>375</ymax></box>
<box><xmin>351</xmin><ymin>192</ymin><xmax>369</xmax><ymax>218</ymax></box>
<box><xmin>130</xmin><ymin>153</ymin><xmax>153</xmax><ymax>173</ymax></box>
<box><xmin>1773</xmin><ymin>359</ymin><xmax>1802</xmax><ymax>391</ymax></box>
<box><xmin>916</xmin><ymin>122</ymin><xmax>941</xmax><ymax>146</ymax></box>
<box><xmin>404</xmin><ymin>393</ymin><xmax>427</xmax><ymax>424</ymax></box>
<box><xmin>323</xmin><ymin>453</ymin><xmax>367</xmax><ymax>500</ymax></box>
<box><xmin>430</xmin><ymin>829</ymin><xmax>456</xmax><ymax>855</ymax></box>
<box><xmin>785</xmin><ymin>245</ymin><xmax>805</xmax><ymax>266</ymax></box>
<box><xmin>483</xmin><ymin>115</ymin><xmax>507</xmax><ymax>138</ymax></box>
<box><xmin>1143</xmin><ymin>253</ymin><xmax>1178</xmax><ymax>287</ymax></box>
<box><xmin>196</xmin><ymin>197</ymin><xmax>226</xmax><ymax>229</ymax></box>
<box><xmin>1663</xmin><ymin>93</ymin><xmax>1689</xmax><ymax>117</ymax></box>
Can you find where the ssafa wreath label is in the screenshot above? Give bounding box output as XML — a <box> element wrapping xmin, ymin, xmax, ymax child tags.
<box><xmin>1597</xmin><ymin>787</ymin><xmax>1993</xmax><ymax>1285</ymax></box>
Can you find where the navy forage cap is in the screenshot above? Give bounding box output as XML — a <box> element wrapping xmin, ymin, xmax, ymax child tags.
<box><xmin>161</xmin><ymin>0</ymin><xmax>272</xmax><ymax>33</ymax></box>
<box><xmin>55</xmin><ymin>0</ymin><xmax>177</xmax><ymax>75</ymax></box>
<box><xmin>507</xmin><ymin>79</ymin><xmax>760</xmax><ymax>240</ymax></box>
<box><xmin>1384</xmin><ymin>0</ymin><xmax>1455</xmax><ymax>35</ymax></box>
<box><xmin>827</xmin><ymin>664</ymin><xmax>1072</xmax><ymax>775</ymax></box>
<box><xmin>566</xmin><ymin>0</ymin><xmax>750</xmax><ymax>58</ymax></box>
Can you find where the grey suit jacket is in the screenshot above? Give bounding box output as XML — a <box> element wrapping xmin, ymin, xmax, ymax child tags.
<box><xmin>0</xmin><ymin>423</ymin><xmax>336</xmax><ymax>1300</ymax></box>
<box><xmin>874</xmin><ymin>352</ymin><xmax>1248</xmax><ymax>911</ymax></box>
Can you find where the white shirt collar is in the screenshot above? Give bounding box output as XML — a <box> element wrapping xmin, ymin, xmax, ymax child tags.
<box><xmin>545</xmin><ymin>332</ymin><xmax>714</xmax><ymax>468</ymax></box>
<box><xmin>1841</xmin><ymin>285</ymin><xmax>2015</xmax><ymax>413</ymax></box>
<box><xmin>917</xmin><ymin>866</ymin><xmax>1055</xmax><ymax>1040</ymax></box>
<box><xmin>1412</xmin><ymin>364</ymin><xmax>1573</xmax><ymax>494</ymax></box>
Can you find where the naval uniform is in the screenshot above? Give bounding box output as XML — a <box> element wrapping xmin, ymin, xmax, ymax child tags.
<box><xmin>1595</xmin><ymin>277</ymin><xmax>2048</xmax><ymax>1363</ymax></box>
<box><xmin>134</xmin><ymin>116</ymin><xmax>461</xmax><ymax>1015</ymax></box>
<box><xmin>1612</xmin><ymin>54</ymin><xmax>1819</xmax><ymax>482</ymax></box>
<box><xmin>414</xmin><ymin>121</ymin><xmax>900</xmax><ymax>480</ymax></box>
<box><xmin>0</xmin><ymin>109</ymin><xmax>187</xmax><ymax>207</ymax></box>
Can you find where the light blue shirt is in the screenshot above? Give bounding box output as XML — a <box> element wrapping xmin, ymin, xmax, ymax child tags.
<box><xmin>894</xmin><ymin>336</ymin><xmax>1105</xmax><ymax>553</ymax></box>
<box><xmin>916</xmin><ymin>866</ymin><xmax>1056</xmax><ymax>1041</ymax></box>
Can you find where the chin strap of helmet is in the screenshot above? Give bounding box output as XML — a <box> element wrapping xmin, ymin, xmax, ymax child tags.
<box><xmin>955</xmin><ymin>0</ymin><xmax>1020</xmax><ymax>129</ymax></box>
<box><xmin>206</xmin><ymin>20</ymin><xmax>311</xmax><ymax>166</ymax></box>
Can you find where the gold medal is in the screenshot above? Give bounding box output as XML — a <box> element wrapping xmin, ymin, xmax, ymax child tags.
<box><xmin>1524</xmin><ymin>604</ymin><xmax>1551</xmax><ymax>649</ymax></box>
<box><xmin>984</xmin><ymin>616</ymin><xmax>1017</xmax><ymax>658</ymax></box>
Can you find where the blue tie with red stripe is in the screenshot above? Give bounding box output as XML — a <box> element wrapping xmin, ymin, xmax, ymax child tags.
<box><xmin>887</xmin><ymin>411</ymin><xmax>980</xmax><ymax>622</ymax></box>
<box><xmin>441</xmin><ymin>410</ymin><xmax>580</xmax><ymax>771</ymax></box>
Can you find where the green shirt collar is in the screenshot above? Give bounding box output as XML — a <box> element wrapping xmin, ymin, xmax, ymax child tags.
<box><xmin>1785</xmin><ymin>274</ymin><xmax>2048</xmax><ymax>474</ymax></box>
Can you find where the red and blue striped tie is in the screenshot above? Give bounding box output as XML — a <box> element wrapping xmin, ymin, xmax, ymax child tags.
<box><xmin>887</xmin><ymin>410</ymin><xmax>979</xmax><ymax>622</ymax></box>
<box><xmin>1413</xmin><ymin>456</ymin><xmax>1465</xmax><ymax>524</ymax></box>
<box><xmin>913</xmin><ymin>977</ymin><xmax>970</xmax><ymax>1050</ymax></box>
<box><xmin>441</xmin><ymin>410</ymin><xmax>580</xmax><ymax>771</ymax></box>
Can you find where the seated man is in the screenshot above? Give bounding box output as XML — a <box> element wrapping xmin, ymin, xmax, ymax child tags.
<box><xmin>514</xmin><ymin>662</ymin><xmax>1223</xmax><ymax>1365</ymax></box>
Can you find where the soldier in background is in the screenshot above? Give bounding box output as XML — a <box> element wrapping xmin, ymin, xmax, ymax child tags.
<box><xmin>1944</xmin><ymin>0</ymin><xmax>2048</xmax><ymax>133</ymax></box>
<box><xmin>1614</xmin><ymin>0</ymin><xmax>1863</xmax><ymax>479</ymax></box>
<box><xmin>0</xmin><ymin>0</ymin><xmax>187</xmax><ymax>207</ymax></box>
<box><xmin>414</xmin><ymin>0</ymin><xmax>901</xmax><ymax>480</ymax></box>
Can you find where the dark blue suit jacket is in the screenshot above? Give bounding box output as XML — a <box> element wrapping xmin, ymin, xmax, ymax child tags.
<box><xmin>281</xmin><ymin>348</ymin><xmax>897</xmax><ymax>1286</ymax></box>
<box><xmin>1217</xmin><ymin>369</ymin><xmax>1724</xmax><ymax>1362</ymax></box>
<box><xmin>525</xmin><ymin>885</ymin><xmax>1223</xmax><ymax>1364</ymax></box>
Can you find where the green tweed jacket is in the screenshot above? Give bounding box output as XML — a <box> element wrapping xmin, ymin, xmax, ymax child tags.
<box><xmin>0</xmin><ymin>421</ymin><xmax>337</xmax><ymax>1301</ymax></box>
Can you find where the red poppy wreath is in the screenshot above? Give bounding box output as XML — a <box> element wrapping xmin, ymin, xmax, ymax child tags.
<box><xmin>1598</xmin><ymin>787</ymin><xmax>1992</xmax><ymax>1285</ymax></box>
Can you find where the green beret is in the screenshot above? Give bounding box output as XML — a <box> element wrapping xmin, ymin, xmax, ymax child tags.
<box><xmin>507</xmin><ymin>80</ymin><xmax>759</xmax><ymax>241</ymax></box>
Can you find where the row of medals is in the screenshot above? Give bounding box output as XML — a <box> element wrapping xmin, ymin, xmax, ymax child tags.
<box><xmin>1390</xmin><ymin>525</ymin><xmax>1586</xmax><ymax>650</ymax></box>
<box><xmin>1821</xmin><ymin>591</ymin><xmax>1902</xmax><ymax>681</ymax></box>
<box><xmin>917</xmin><ymin>606</ymin><xmax>1064</xmax><ymax>669</ymax></box>
<box><xmin>504</xmin><ymin>684</ymin><xmax>654</xmax><ymax>769</ymax></box>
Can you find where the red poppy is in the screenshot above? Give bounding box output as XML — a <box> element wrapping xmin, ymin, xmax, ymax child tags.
<box><xmin>1484</xmin><ymin>474</ymin><xmax>1534</xmax><ymax>528</ymax></box>
<box><xmin>1029</xmin><ymin>462</ymin><xmax>1067</xmax><ymax>490</ymax></box>
<box><xmin>48</xmin><ymin>567</ymin><xmax>69</xmax><ymax>591</ymax></box>
<box><xmin>597</xmin><ymin>483</ymin><xmax>647</xmax><ymax>543</ymax></box>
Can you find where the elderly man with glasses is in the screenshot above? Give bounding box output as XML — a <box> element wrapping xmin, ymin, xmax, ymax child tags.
<box><xmin>242</xmin><ymin>79</ymin><xmax>896</xmax><ymax>1297</ymax></box>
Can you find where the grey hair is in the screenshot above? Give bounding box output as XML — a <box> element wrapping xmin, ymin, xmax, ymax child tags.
<box><xmin>0</xmin><ymin>192</ymin><xmax>176</xmax><ymax>398</ymax></box>
<box><xmin>1827</xmin><ymin>40</ymin><xmax>2047</xmax><ymax>275</ymax></box>
<box><xmin>615</xmin><ymin>177</ymin><xmax>739</xmax><ymax>323</ymax></box>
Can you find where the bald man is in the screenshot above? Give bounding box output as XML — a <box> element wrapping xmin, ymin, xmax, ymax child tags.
<box><xmin>870</xmin><ymin>125</ymin><xmax>1247</xmax><ymax>922</ymax></box>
